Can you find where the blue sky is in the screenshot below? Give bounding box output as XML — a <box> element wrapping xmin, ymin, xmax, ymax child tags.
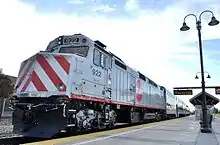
<box><xmin>21</xmin><ymin>0</ymin><xmax>176</xmax><ymax>17</ymax></box>
<box><xmin>0</xmin><ymin>0</ymin><xmax>220</xmax><ymax>110</ymax></box>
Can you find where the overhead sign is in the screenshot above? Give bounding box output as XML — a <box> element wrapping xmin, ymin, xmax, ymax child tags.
<box><xmin>173</xmin><ymin>89</ymin><xmax>193</xmax><ymax>95</ymax></box>
<box><xmin>215</xmin><ymin>87</ymin><xmax>220</xmax><ymax>95</ymax></box>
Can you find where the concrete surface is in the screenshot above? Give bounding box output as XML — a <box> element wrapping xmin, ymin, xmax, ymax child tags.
<box><xmin>0</xmin><ymin>111</ymin><xmax>14</xmax><ymax>138</ymax></box>
<box><xmin>212</xmin><ymin>117</ymin><xmax>220</xmax><ymax>145</ymax></box>
<box><xmin>25</xmin><ymin>115</ymin><xmax>220</xmax><ymax>145</ymax></box>
<box><xmin>61</xmin><ymin>116</ymin><xmax>200</xmax><ymax>145</ymax></box>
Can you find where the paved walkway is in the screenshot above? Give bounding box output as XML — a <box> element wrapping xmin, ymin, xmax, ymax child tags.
<box><xmin>25</xmin><ymin>116</ymin><xmax>220</xmax><ymax>145</ymax></box>
<box><xmin>211</xmin><ymin>117</ymin><xmax>220</xmax><ymax>144</ymax></box>
<box><xmin>25</xmin><ymin>115</ymin><xmax>220</xmax><ymax>145</ymax></box>
<box><xmin>63</xmin><ymin>116</ymin><xmax>220</xmax><ymax>145</ymax></box>
<box><xmin>69</xmin><ymin>116</ymin><xmax>200</xmax><ymax>145</ymax></box>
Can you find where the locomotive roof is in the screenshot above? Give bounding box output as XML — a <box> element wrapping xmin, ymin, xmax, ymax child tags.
<box><xmin>94</xmin><ymin>40</ymin><xmax>106</xmax><ymax>48</ymax></box>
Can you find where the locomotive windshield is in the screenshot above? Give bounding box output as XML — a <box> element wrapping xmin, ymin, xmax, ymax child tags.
<box><xmin>59</xmin><ymin>46</ymin><xmax>89</xmax><ymax>57</ymax></box>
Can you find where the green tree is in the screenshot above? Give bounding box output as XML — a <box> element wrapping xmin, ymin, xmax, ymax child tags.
<box><xmin>213</xmin><ymin>107</ymin><xmax>219</xmax><ymax>114</ymax></box>
<box><xmin>0</xmin><ymin>73</ymin><xmax>14</xmax><ymax>97</ymax></box>
<box><xmin>0</xmin><ymin>69</ymin><xmax>15</xmax><ymax>118</ymax></box>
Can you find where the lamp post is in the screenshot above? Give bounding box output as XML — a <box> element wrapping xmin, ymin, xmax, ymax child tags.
<box><xmin>180</xmin><ymin>10</ymin><xmax>219</xmax><ymax>133</ymax></box>
<box><xmin>195</xmin><ymin>71</ymin><xmax>211</xmax><ymax>79</ymax></box>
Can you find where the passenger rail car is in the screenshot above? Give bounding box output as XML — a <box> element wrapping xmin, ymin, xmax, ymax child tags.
<box><xmin>164</xmin><ymin>89</ymin><xmax>178</xmax><ymax>118</ymax></box>
<box><xmin>162</xmin><ymin>88</ymin><xmax>190</xmax><ymax>118</ymax></box>
<box><xmin>10</xmin><ymin>34</ymin><xmax>190</xmax><ymax>138</ymax></box>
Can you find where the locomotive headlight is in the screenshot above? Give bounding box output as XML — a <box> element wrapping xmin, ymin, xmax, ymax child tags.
<box><xmin>57</xmin><ymin>83</ymin><xmax>65</xmax><ymax>91</ymax></box>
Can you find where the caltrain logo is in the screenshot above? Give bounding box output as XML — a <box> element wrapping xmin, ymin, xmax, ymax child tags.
<box><xmin>136</xmin><ymin>79</ymin><xmax>143</xmax><ymax>103</ymax></box>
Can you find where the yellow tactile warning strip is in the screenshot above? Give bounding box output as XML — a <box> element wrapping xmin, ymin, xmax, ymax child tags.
<box><xmin>22</xmin><ymin>118</ymin><xmax>181</xmax><ymax>145</ymax></box>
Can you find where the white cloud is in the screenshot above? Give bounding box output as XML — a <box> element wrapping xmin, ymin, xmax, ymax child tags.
<box><xmin>124</xmin><ymin>0</ymin><xmax>139</xmax><ymax>12</ymax></box>
<box><xmin>1</xmin><ymin>0</ymin><xmax>220</xmax><ymax>109</ymax></box>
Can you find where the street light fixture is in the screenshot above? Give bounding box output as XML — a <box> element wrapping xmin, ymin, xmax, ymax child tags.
<box><xmin>180</xmin><ymin>22</ymin><xmax>190</xmax><ymax>31</ymax></box>
<box><xmin>195</xmin><ymin>75</ymin><xmax>199</xmax><ymax>79</ymax></box>
<box><xmin>195</xmin><ymin>72</ymin><xmax>211</xmax><ymax>79</ymax></box>
<box><xmin>207</xmin><ymin>74</ymin><xmax>211</xmax><ymax>79</ymax></box>
<box><xmin>208</xmin><ymin>16</ymin><xmax>220</xmax><ymax>26</ymax></box>
<box><xmin>180</xmin><ymin>10</ymin><xmax>219</xmax><ymax>133</ymax></box>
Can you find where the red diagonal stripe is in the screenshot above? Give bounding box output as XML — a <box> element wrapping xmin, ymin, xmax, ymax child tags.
<box><xmin>21</xmin><ymin>75</ymin><xmax>32</xmax><ymax>92</ymax></box>
<box><xmin>36</xmin><ymin>54</ymin><xmax>66</xmax><ymax>91</ymax></box>
<box><xmin>16</xmin><ymin>60</ymin><xmax>33</xmax><ymax>89</ymax></box>
<box><xmin>31</xmin><ymin>71</ymin><xmax>47</xmax><ymax>91</ymax></box>
<box><xmin>54</xmin><ymin>55</ymin><xmax>70</xmax><ymax>74</ymax></box>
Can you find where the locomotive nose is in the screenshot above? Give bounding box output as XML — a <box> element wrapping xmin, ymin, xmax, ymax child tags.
<box><xmin>15</xmin><ymin>53</ymin><xmax>71</xmax><ymax>97</ymax></box>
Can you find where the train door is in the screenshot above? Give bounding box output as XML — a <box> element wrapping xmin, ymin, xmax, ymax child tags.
<box><xmin>128</xmin><ymin>73</ymin><xmax>136</xmax><ymax>105</ymax></box>
<box><xmin>81</xmin><ymin>48</ymin><xmax>105</xmax><ymax>97</ymax></box>
<box><xmin>132</xmin><ymin>75</ymin><xmax>136</xmax><ymax>105</ymax></box>
<box><xmin>127</xmin><ymin>72</ymin><xmax>136</xmax><ymax>122</ymax></box>
<box><xmin>100</xmin><ymin>53</ymin><xmax>112</xmax><ymax>99</ymax></box>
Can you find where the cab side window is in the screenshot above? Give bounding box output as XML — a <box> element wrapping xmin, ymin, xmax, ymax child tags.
<box><xmin>105</xmin><ymin>55</ymin><xmax>112</xmax><ymax>69</ymax></box>
<box><xmin>93</xmin><ymin>49</ymin><xmax>101</xmax><ymax>66</ymax></box>
<box><xmin>101</xmin><ymin>53</ymin><xmax>110</xmax><ymax>69</ymax></box>
<box><xmin>93</xmin><ymin>48</ymin><xmax>112</xmax><ymax>69</ymax></box>
<box><xmin>107</xmin><ymin>56</ymin><xmax>112</xmax><ymax>68</ymax></box>
<box><xmin>100</xmin><ymin>53</ymin><xmax>105</xmax><ymax>68</ymax></box>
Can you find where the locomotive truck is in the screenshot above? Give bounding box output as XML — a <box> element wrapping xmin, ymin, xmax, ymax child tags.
<box><xmin>10</xmin><ymin>34</ymin><xmax>190</xmax><ymax>138</ymax></box>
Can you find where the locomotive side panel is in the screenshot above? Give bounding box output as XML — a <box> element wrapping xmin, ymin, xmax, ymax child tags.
<box><xmin>111</xmin><ymin>62</ymin><xmax>133</xmax><ymax>103</ymax></box>
<box><xmin>145</xmin><ymin>83</ymin><xmax>165</xmax><ymax>109</ymax></box>
<box><xmin>146</xmin><ymin>79</ymin><xmax>166</xmax><ymax>110</ymax></box>
<box><xmin>71</xmin><ymin>55</ymin><xmax>106</xmax><ymax>99</ymax></box>
<box><xmin>141</xmin><ymin>80</ymin><xmax>149</xmax><ymax>106</ymax></box>
<box><xmin>152</xmin><ymin>87</ymin><xmax>158</xmax><ymax>107</ymax></box>
<box><xmin>70</xmin><ymin>37</ymin><xmax>113</xmax><ymax>101</ymax></box>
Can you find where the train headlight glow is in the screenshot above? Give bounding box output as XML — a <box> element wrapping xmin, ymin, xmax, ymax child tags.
<box><xmin>82</xmin><ymin>38</ymin><xmax>87</xmax><ymax>43</ymax></box>
<box><xmin>57</xmin><ymin>83</ymin><xmax>65</xmax><ymax>91</ymax></box>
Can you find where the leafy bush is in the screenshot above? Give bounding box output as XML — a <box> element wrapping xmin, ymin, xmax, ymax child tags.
<box><xmin>0</xmin><ymin>70</ymin><xmax>15</xmax><ymax>98</ymax></box>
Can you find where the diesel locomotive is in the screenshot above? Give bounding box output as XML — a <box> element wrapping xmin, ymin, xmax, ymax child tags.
<box><xmin>10</xmin><ymin>34</ymin><xmax>190</xmax><ymax>138</ymax></box>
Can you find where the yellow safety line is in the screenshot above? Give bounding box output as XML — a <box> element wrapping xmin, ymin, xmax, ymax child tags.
<box><xmin>22</xmin><ymin>117</ymin><xmax>182</xmax><ymax>145</ymax></box>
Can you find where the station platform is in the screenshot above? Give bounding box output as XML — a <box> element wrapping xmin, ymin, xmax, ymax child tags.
<box><xmin>24</xmin><ymin>115</ymin><xmax>220</xmax><ymax>145</ymax></box>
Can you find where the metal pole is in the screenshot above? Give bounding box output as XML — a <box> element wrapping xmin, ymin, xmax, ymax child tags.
<box><xmin>1</xmin><ymin>98</ymin><xmax>6</xmax><ymax>117</ymax></box>
<box><xmin>196</xmin><ymin>21</ymin><xmax>211</xmax><ymax>133</ymax></box>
